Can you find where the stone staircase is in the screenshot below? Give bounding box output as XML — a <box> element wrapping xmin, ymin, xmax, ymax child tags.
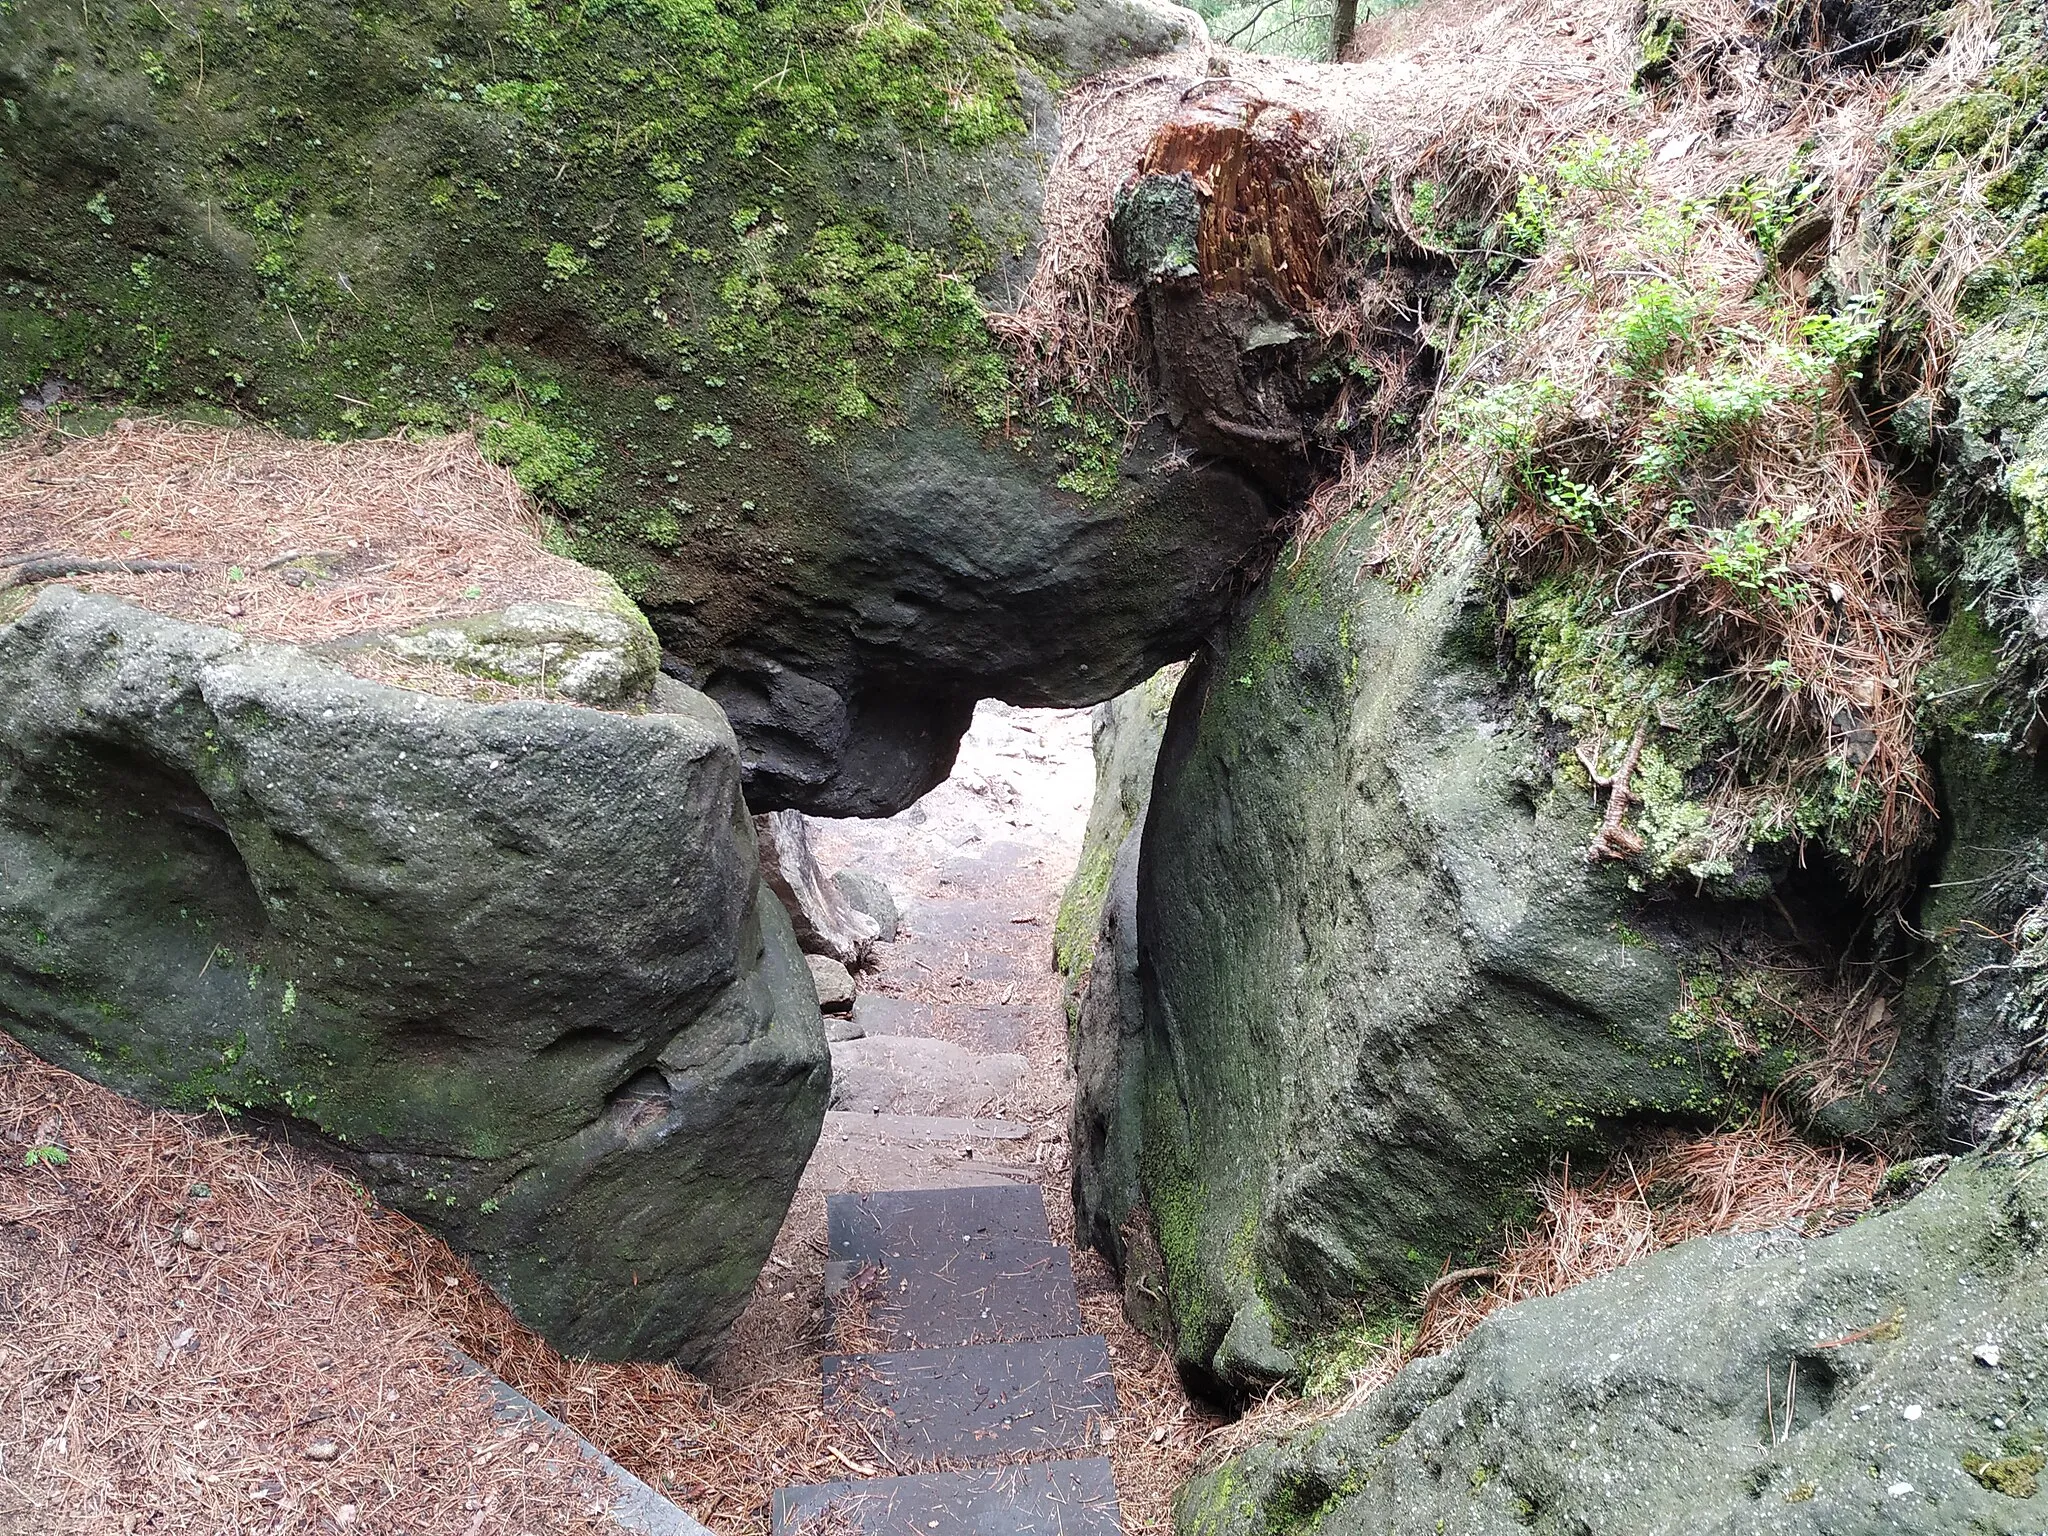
<box><xmin>771</xmin><ymin>1184</ymin><xmax>1122</xmax><ymax>1536</ymax></box>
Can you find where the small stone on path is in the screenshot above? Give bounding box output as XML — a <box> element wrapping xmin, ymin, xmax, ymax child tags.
<box><xmin>807</xmin><ymin>954</ymin><xmax>856</xmax><ymax>1014</ymax></box>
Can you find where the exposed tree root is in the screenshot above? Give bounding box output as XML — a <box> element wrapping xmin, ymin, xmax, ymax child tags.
<box><xmin>1583</xmin><ymin>725</ymin><xmax>1648</xmax><ymax>863</ymax></box>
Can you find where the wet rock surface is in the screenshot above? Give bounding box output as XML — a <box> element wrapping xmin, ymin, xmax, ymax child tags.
<box><xmin>0</xmin><ymin>587</ymin><xmax>828</xmax><ymax>1364</ymax></box>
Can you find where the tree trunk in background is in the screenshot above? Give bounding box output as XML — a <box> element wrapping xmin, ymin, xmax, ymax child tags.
<box><xmin>1332</xmin><ymin>0</ymin><xmax>1360</xmax><ymax>58</ymax></box>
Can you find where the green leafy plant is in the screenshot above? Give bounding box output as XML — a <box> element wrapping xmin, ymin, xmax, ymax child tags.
<box><xmin>1609</xmin><ymin>279</ymin><xmax>1701</xmax><ymax>378</ymax></box>
<box><xmin>1723</xmin><ymin>162</ymin><xmax>1821</xmax><ymax>252</ymax></box>
<box><xmin>1448</xmin><ymin>377</ymin><xmax>1569</xmax><ymax>460</ymax></box>
<box><xmin>1499</xmin><ymin>176</ymin><xmax>1554</xmax><ymax>255</ymax></box>
<box><xmin>24</xmin><ymin>1145</ymin><xmax>70</xmax><ymax>1169</ymax></box>
<box><xmin>1410</xmin><ymin>177</ymin><xmax>1442</xmax><ymax>229</ymax></box>
<box><xmin>1698</xmin><ymin>508</ymin><xmax>1810</xmax><ymax>606</ymax></box>
<box><xmin>1797</xmin><ymin>303</ymin><xmax>1880</xmax><ymax>371</ymax></box>
<box><xmin>544</xmin><ymin>243</ymin><xmax>589</xmax><ymax>282</ymax></box>
<box><xmin>1532</xmin><ymin>469</ymin><xmax>1610</xmax><ymax>534</ymax></box>
<box><xmin>1553</xmin><ymin>134</ymin><xmax>1647</xmax><ymax>193</ymax></box>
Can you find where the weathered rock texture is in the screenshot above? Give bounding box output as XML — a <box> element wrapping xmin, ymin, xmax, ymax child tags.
<box><xmin>381</xmin><ymin>598</ymin><xmax>660</xmax><ymax>708</ymax></box>
<box><xmin>0</xmin><ymin>587</ymin><xmax>828</xmax><ymax>1364</ymax></box>
<box><xmin>807</xmin><ymin>954</ymin><xmax>857</xmax><ymax>1016</ymax></box>
<box><xmin>0</xmin><ymin>0</ymin><xmax>1259</xmax><ymax>817</ymax></box>
<box><xmin>1889</xmin><ymin>60</ymin><xmax>2048</xmax><ymax>1154</ymax></box>
<box><xmin>1074</xmin><ymin>528</ymin><xmax>1934</xmax><ymax>1393</ymax></box>
<box><xmin>1066</xmin><ymin>669</ymin><xmax>1180</xmax><ymax>1273</ymax></box>
<box><xmin>1177</xmin><ymin>1156</ymin><xmax>2048</xmax><ymax>1536</ymax></box>
<box><xmin>1055</xmin><ymin>665</ymin><xmax>1182</xmax><ymax>1014</ymax></box>
<box><xmin>832</xmin><ymin>869</ymin><xmax>900</xmax><ymax>943</ymax></box>
<box><xmin>756</xmin><ymin>810</ymin><xmax>880</xmax><ymax>968</ymax></box>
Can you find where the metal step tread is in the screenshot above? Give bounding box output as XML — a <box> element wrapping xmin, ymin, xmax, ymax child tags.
<box><xmin>771</xmin><ymin>1457</ymin><xmax>1120</xmax><ymax>1536</ymax></box>
<box><xmin>825</xmin><ymin>1240</ymin><xmax>1081</xmax><ymax>1350</ymax></box>
<box><xmin>826</xmin><ymin>1184</ymin><xmax>1050</xmax><ymax>1265</ymax></box>
<box><xmin>821</xmin><ymin>1334</ymin><xmax>1116</xmax><ymax>1464</ymax></box>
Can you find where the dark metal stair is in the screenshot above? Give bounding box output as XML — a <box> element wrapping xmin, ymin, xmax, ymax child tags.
<box><xmin>772</xmin><ymin>1458</ymin><xmax>1121</xmax><ymax>1536</ymax></box>
<box><xmin>773</xmin><ymin>1184</ymin><xmax>1122</xmax><ymax>1536</ymax></box>
<box><xmin>825</xmin><ymin>1241</ymin><xmax>1082</xmax><ymax>1349</ymax></box>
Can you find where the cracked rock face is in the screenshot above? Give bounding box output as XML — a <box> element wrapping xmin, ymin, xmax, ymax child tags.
<box><xmin>0</xmin><ymin>587</ymin><xmax>828</xmax><ymax>1364</ymax></box>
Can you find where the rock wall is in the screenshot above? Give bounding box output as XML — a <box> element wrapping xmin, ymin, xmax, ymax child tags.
<box><xmin>0</xmin><ymin>0</ymin><xmax>1258</xmax><ymax>817</ymax></box>
<box><xmin>1072</xmin><ymin>523</ymin><xmax>1935</xmax><ymax>1394</ymax></box>
<box><xmin>1055</xmin><ymin>665</ymin><xmax>1182</xmax><ymax>1016</ymax></box>
<box><xmin>0</xmin><ymin>588</ymin><xmax>829</xmax><ymax>1365</ymax></box>
<box><xmin>1177</xmin><ymin>1156</ymin><xmax>2048</xmax><ymax>1535</ymax></box>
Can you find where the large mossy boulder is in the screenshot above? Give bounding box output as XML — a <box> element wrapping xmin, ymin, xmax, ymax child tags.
<box><xmin>1899</xmin><ymin>608</ymin><xmax>2048</xmax><ymax>1152</ymax></box>
<box><xmin>0</xmin><ymin>0</ymin><xmax>1257</xmax><ymax>816</ymax></box>
<box><xmin>1076</xmin><ymin>520</ymin><xmax>1934</xmax><ymax>1393</ymax></box>
<box><xmin>0</xmin><ymin>587</ymin><xmax>829</xmax><ymax>1365</ymax></box>
<box><xmin>1889</xmin><ymin>76</ymin><xmax>2048</xmax><ymax>1152</ymax></box>
<box><xmin>1177</xmin><ymin>1155</ymin><xmax>2048</xmax><ymax>1536</ymax></box>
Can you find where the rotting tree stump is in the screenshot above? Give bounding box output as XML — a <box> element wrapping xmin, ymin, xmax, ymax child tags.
<box><xmin>1134</xmin><ymin>81</ymin><xmax>1329</xmax><ymax>314</ymax></box>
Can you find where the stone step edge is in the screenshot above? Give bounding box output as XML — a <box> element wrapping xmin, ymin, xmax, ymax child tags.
<box><xmin>448</xmin><ymin>1347</ymin><xmax>709</xmax><ymax>1536</ymax></box>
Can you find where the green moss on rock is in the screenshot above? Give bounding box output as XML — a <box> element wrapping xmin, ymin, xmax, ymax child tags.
<box><xmin>0</xmin><ymin>0</ymin><xmax>1049</xmax><ymax>589</ymax></box>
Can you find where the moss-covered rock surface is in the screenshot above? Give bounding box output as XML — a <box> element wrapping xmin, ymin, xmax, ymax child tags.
<box><xmin>1177</xmin><ymin>1155</ymin><xmax>2048</xmax><ymax>1536</ymax></box>
<box><xmin>1073</xmin><ymin>516</ymin><xmax>1936</xmax><ymax>1394</ymax></box>
<box><xmin>1055</xmin><ymin>663</ymin><xmax>1180</xmax><ymax>1013</ymax></box>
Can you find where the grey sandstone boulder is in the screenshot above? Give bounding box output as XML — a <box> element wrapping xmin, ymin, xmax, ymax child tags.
<box><xmin>1070</xmin><ymin>810</ymin><xmax>1148</xmax><ymax>1268</ymax></box>
<box><xmin>0</xmin><ymin>0</ymin><xmax>1254</xmax><ymax>821</ymax></box>
<box><xmin>1055</xmin><ymin>664</ymin><xmax>1181</xmax><ymax>1015</ymax></box>
<box><xmin>1177</xmin><ymin>1156</ymin><xmax>2048</xmax><ymax>1536</ymax></box>
<box><xmin>806</xmin><ymin>954</ymin><xmax>857</xmax><ymax>1016</ymax></box>
<box><xmin>1075</xmin><ymin>524</ymin><xmax>1932</xmax><ymax>1393</ymax></box>
<box><xmin>831</xmin><ymin>869</ymin><xmax>900</xmax><ymax>943</ymax></box>
<box><xmin>0</xmin><ymin>587</ymin><xmax>828</xmax><ymax>1365</ymax></box>
<box><xmin>380</xmin><ymin>598</ymin><xmax>660</xmax><ymax>707</ymax></box>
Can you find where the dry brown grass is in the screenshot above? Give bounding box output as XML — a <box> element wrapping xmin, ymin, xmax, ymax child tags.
<box><xmin>1072</xmin><ymin>1248</ymin><xmax>1224</xmax><ymax>1536</ymax></box>
<box><xmin>1407</xmin><ymin>1112</ymin><xmax>1885</xmax><ymax>1359</ymax></box>
<box><xmin>999</xmin><ymin>0</ymin><xmax>1645</xmax><ymax>384</ymax></box>
<box><xmin>0</xmin><ymin>416</ymin><xmax>608</xmax><ymax>652</ymax></box>
<box><xmin>998</xmin><ymin>0</ymin><xmax>2011</xmax><ymax>885</ymax></box>
<box><xmin>0</xmin><ymin>1034</ymin><xmax>615</xmax><ymax>1536</ymax></box>
<box><xmin>0</xmin><ymin>1030</ymin><xmax>874</xmax><ymax>1536</ymax></box>
<box><xmin>1358</xmin><ymin>2</ymin><xmax>1939</xmax><ymax>869</ymax></box>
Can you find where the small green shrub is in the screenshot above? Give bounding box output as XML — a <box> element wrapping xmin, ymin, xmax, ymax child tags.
<box><xmin>1499</xmin><ymin>175</ymin><xmax>1554</xmax><ymax>255</ymax></box>
<box><xmin>1698</xmin><ymin>508</ymin><xmax>1810</xmax><ymax>607</ymax></box>
<box><xmin>1448</xmin><ymin>377</ymin><xmax>1568</xmax><ymax>460</ymax></box>
<box><xmin>1553</xmin><ymin>134</ymin><xmax>1647</xmax><ymax>193</ymax></box>
<box><xmin>1609</xmin><ymin>279</ymin><xmax>1702</xmax><ymax>378</ymax></box>
<box><xmin>1531</xmin><ymin>469</ymin><xmax>1610</xmax><ymax>534</ymax></box>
